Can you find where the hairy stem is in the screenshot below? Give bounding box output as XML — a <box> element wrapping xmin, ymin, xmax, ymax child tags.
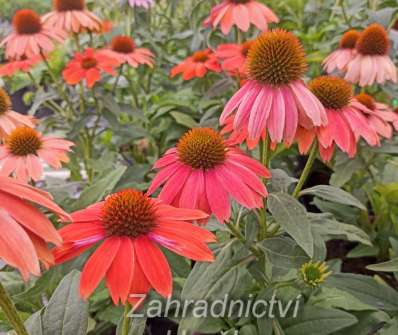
<box><xmin>292</xmin><ymin>142</ymin><xmax>318</xmax><ymax>198</ymax></box>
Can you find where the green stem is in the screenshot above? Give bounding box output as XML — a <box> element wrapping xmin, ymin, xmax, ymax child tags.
<box><xmin>112</xmin><ymin>64</ymin><xmax>124</xmax><ymax>94</ymax></box>
<box><xmin>292</xmin><ymin>142</ymin><xmax>318</xmax><ymax>198</ymax></box>
<box><xmin>258</xmin><ymin>136</ymin><xmax>270</xmax><ymax>240</ymax></box>
<box><xmin>0</xmin><ymin>282</ymin><xmax>28</xmax><ymax>335</ymax></box>
<box><xmin>122</xmin><ymin>303</ymin><xmax>131</xmax><ymax>335</ymax></box>
<box><xmin>340</xmin><ymin>0</ymin><xmax>352</xmax><ymax>28</ymax></box>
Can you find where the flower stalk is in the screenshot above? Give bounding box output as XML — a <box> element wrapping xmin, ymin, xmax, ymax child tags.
<box><xmin>0</xmin><ymin>281</ymin><xmax>29</xmax><ymax>335</ymax></box>
<box><xmin>292</xmin><ymin>142</ymin><xmax>318</xmax><ymax>198</ymax></box>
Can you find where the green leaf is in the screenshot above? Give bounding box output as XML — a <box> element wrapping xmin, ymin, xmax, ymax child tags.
<box><xmin>268</xmin><ymin>169</ymin><xmax>297</xmax><ymax>193</ymax></box>
<box><xmin>25</xmin><ymin>310</ymin><xmax>43</xmax><ymax>335</ymax></box>
<box><xmin>326</xmin><ymin>273</ymin><xmax>398</xmax><ymax>311</ymax></box>
<box><xmin>300</xmin><ymin>185</ymin><xmax>366</xmax><ymax>210</ymax></box>
<box><xmin>367</xmin><ymin>258</ymin><xmax>398</xmax><ymax>272</ymax></box>
<box><xmin>42</xmin><ymin>270</ymin><xmax>88</xmax><ymax>335</ymax></box>
<box><xmin>268</xmin><ymin>193</ymin><xmax>314</xmax><ymax>257</ymax></box>
<box><xmin>330</xmin><ymin>155</ymin><xmax>362</xmax><ymax>187</ymax></box>
<box><xmin>170</xmin><ymin>111</ymin><xmax>198</xmax><ymax>128</ymax></box>
<box><xmin>116</xmin><ymin>316</ymin><xmax>147</xmax><ymax>335</ymax></box>
<box><xmin>346</xmin><ymin>244</ymin><xmax>379</xmax><ymax>258</ymax></box>
<box><xmin>72</xmin><ymin>165</ymin><xmax>127</xmax><ymax>210</ymax></box>
<box><xmin>280</xmin><ymin>306</ymin><xmax>357</xmax><ymax>335</ymax></box>
<box><xmin>240</xmin><ymin>324</ymin><xmax>258</xmax><ymax>335</ymax></box>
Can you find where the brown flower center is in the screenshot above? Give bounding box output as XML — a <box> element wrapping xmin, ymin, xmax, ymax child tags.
<box><xmin>13</xmin><ymin>9</ymin><xmax>42</xmax><ymax>35</ymax></box>
<box><xmin>111</xmin><ymin>35</ymin><xmax>136</xmax><ymax>54</ymax></box>
<box><xmin>247</xmin><ymin>29</ymin><xmax>307</xmax><ymax>86</ymax></box>
<box><xmin>54</xmin><ymin>0</ymin><xmax>85</xmax><ymax>11</ymax></box>
<box><xmin>241</xmin><ymin>40</ymin><xmax>254</xmax><ymax>57</ymax></box>
<box><xmin>0</xmin><ymin>89</ymin><xmax>11</xmax><ymax>116</ymax></box>
<box><xmin>7</xmin><ymin>127</ymin><xmax>42</xmax><ymax>156</ymax></box>
<box><xmin>177</xmin><ymin>128</ymin><xmax>226</xmax><ymax>169</ymax></box>
<box><xmin>309</xmin><ymin>76</ymin><xmax>352</xmax><ymax>110</ymax></box>
<box><xmin>356</xmin><ymin>23</ymin><xmax>389</xmax><ymax>56</ymax></box>
<box><xmin>102</xmin><ymin>189</ymin><xmax>157</xmax><ymax>238</ymax></box>
<box><xmin>339</xmin><ymin>30</ymin><xmax>360</xmax><ymax>49</ymax></box>
<box><xmin>355</xmin><ymin>93</ymin><xmax>375</xmax><ymax>111</ymax></box>
<box><xmin>192</xmin><ymin>51</ymin><xmax>209</xmax><ymax>63</ymax></box>
<box><xmin>81</xmin><ymin>57</ymin><xmax>97</xmax><ymax>69</ymax></box>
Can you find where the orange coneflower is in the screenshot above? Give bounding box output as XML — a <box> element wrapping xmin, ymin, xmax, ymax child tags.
<box><xmin>204</xmin><ymin>0</ymin><xmax>279</xmax><ymax>35</ymax></box>
<box><xmin>354</xmin><ymin>93</ymin><xmax>398</xmax><ymax>139</ymax></box>
<box><xmin>0</xmin><ymin>176</ymin><xmax>70</xmax><ymax>279</ymax></box>
<box><xmin>53</xmin><ymin>189</ymin><xmax>215</xmax><ymax>304</ymax></box>
<box><xmin>0</xmin><ymin>56</ymin><xmax>42</xmax><ymax>77</ymax></box>
<box><xmin>323</xmin><ymin>30</ymin><xmax>361</xmax><ymax>74</ymax></box>
<box><xmin>63</xmin><ymin>48</ymin><xmax>119</xmax><ymax>88</ymax></box>
<box><xmin>345</xmin><ymin>24</ymin><xmax>397</xmax><ymax>86</ymax></box>
<box><xmin>170</xmin><ymin>49</ymin><xmax>221</xmax><ymax>80</ymax></box>
<box><xmin>100</xmin><ymin>35</ymin><xmax>154</xmax><ymax>68</ymax></box>
<box><xmin>0</xmin><ymin>127</ymin><xmax>74</xmax><ymax>182</ymax></box>
<box><xmin>221</xmin><ymin>30</ymin><xmax>327</xmax><ymax>147</ymax></box>
<box><xmin>216</xmin><ymin>40</ymin><xmax>254</xmax><ymax>76</ymax></box>
<box><xmin>147</xmin><ymin>128</ymin><xmax>270</xmax><ymax>223</ymax></box>
<box><xmin>295</xmin><ymin>76</ymin><xmax>379</xmax><ymax>161</ymax></box>
<box><xmin>42</xmin><ymin>0</ymin><xmax>103</xmax><ymax>34</ymax></box>
<box><xmin>0</xmin><ymin>9</ymin><xmax>65</xmax><ymax>60</ymax></box>
<box><xmin>0</xmin><ymin>89</ymin><xmax>36</xmax><ymax>139</ymax></box>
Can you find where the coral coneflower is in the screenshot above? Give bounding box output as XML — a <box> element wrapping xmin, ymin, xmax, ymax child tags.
<box><xmin>323</xmin><ymin>30</ymin><xmax>360</xmax><ymax>73</ymax></box>
<box><xmin>0</xmin><ymin>89</ymin><xmax>36</xmax><ymax>139</ymax></box>
<box><xmin>42</xmin><ymin>0</ymin><xmax>103</xmax><ymax>34</ymax></box>
<box><xmin>0</xmin><ymin>176</ymin><xmax>70</xmax><ymax>279</ymax></box>
<box><xmin>216</xmin><ymin>40</ymin><xmax>254</xmax><ymax>76</ymax></box>
<box><xmin>100</xmin><ymin>35</ymin><xmax>154</xmax><ymax>68</ymax></box>
<box><xmin>220</xmin><ymin>29</ymin><xmax>327</xmax><ymax>147</ymax></box>
<box><xmin>170</xmin><ymin>49</ymin><xmax>221</xmax><ymax>81</ymax></box>
<box><xmin>0</xmin><ymin>127</ymin><xmax>74</xmax><ymax>183</ymax></box>
<box><xmin>0</xmin><ymin>9</ymin><xmax>65</xmax><ymax>60</ymax></box>
<box><xmin>345</xmin><ymin>24</ymin><xmax>397</xmax><ymax>86</ymax></box>
<box><xmin>296</xmin><ymin>76</ymin><xmax>379</xmax><ymax>161</ymax></box>
<box><xmin>204</xmin><ymin>0</ymin><xmax>279</xmax><ymax>35</ymax></box>
<box><xmin>128</xmin><ymin>0</ymin><xmax>154</xmax><ymax>8</ymax></box>
<box><xmin>148</xmin><ymin>128</ymin><xmax>270</xmax><ymax>222</ymax></box>
<box><xmin>53</xmin><ymin>189</ymin><xmax>214</xmax><ymax>304</ymax></box>
<box><xmin>354</xmin><ymin>93</ymin><xmax>398</xmax><ymax>139</ymax></box>
<box><xmin>0</xmin><ymin>56</ymin><xmax>42</xmax><ymax>77</ymax></box>
<box><xmin>63</xmin><ymin>48</ymin><xmax>119</xmax><ymax>88</ymax></box>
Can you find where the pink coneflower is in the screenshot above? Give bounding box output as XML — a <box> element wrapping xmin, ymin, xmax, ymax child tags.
<box><xmin>204</xmin><ymin>0</ymin><xmax>279</xmax><ymax>35</ymax></box>
<box><xmin>323</xmin><ymin>30</ymin><xmax>360</xmax><ymax>74</ymax></box>
<box><xmin>295</xmin><ymin>76</ymin><xmax>379</xmax><ymax>161</ymax></box>
<box><xmin>220</xmin><ymin>29</ymin><xmax>327</xmax><ymax>146</ymax></box>
<box><xmin>345</xmin><ymin>24</ymin><xmax>397</xmax><ymax>86</ymax></box>
<box><xmin>354</xmin><ymin>93</ymin><xmax>398</xmax><ymax>139</ymax></box>
<box><xmin>53</xmin><ymin>189</ymin><xmax>214</xmax><ymax>304</ymax></box>
<box><xmin>0</xmin><ymin>9</ymin><xmax>65</xmax><ymax>60</ymax></box>
<box><xmin>42</xmin><ymin>0</ymin><xmax>103</xmax><ymax>34</ymax></box>
<box><xmin>216</xmin><ymin>40</ymin><xmax>254</xmax><ymax>76</ymax></box>
<box><xmin>128</xmin><ymin>0</ymin><xmax>154</xmax><ymax>8</ymax></box>
<box><xmin>0</xmin><ymin>176</ymin><xmax>70</xmax><ymax>279</ymax></box>
<box><xmin>0</xmin><ymin>127</ymin><xmax>74</xmax><ymax>183</ymax></box>
<box><xmin>0</xmin><ymin>89</ymin><xmax>36</xmax><ymax>139</ymax></box>
<box><xmin>100</xmin><ymin>35</ymin><xmax>154</xmax><ymax>68</ymax></box>
<box><xmin>0</xmin><ymin>56</ymin><xmax>42</xmax><ymax>77</ymax></box>
<box><xmin>170</xmin><ymin>49</ymin><xmax>221</xmax><ymax>80</ymax></box>
<box><xmin>147</xmin><ymin>128</ymin><xmax>270</xmax><ymax>223</ymax></box>
<box><xmin>63</xmin><ymin>48</ymin><xmax>119</xmax><ymax>88</ymax></box>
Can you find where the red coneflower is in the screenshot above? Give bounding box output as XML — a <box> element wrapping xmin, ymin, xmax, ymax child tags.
<box><xmin>0</xmin><ymin>56</ymin><xmax>42</xmax><ymax>77</ymax></box>
<box><xmin>295</xmin><ymin>76</ymin><xmax>379</xmax><ymax>161</ymax></box>
<box><xmin>0</xmin><ymin>9</ymin><xmax>65</xmax><ymax>60</ymax></box>
<box><xmin>204</xmin><ymin>0</ymin><xmax>279</xmax><ymax>35</ymax></box>
<box><xmin>221</xmin><ymin>29</ymin><xmax>327</xmax><ymax>147</ymax></box>
<box><xmin>354</xmin><ymin>93</ymin><xmax>398</xmax><ymax>139</ymax></box>
<box><xmin>170</xmin><ymin>49</ymin><xmax>221</xmax><ymax>80</ymax></box>
<box><xmin>147</xmin><ymin>128</ymin><xmax>270</xmax><ymax>222</ymax></box>
<box><xmin>63</xmin><ymin>48</ymin><xmax>119</xmax><ymax>88</ymax></box>
<box><xmin>100</xmin><ymin>35</ymin><xmax>154</xmax><ymax>68</ymax></box>
<box><xmin>216</xmin><ymin>40</ymin><xmax>254</xmax><ymax>76</ymax></box>
<box><xmin>52</xmin><ymin>189</ymin><xmax>215</xmax><ymax>304</ymax></box>
<box><xmin>42</xmin><ymin>0</ymin><xmax>103</xmax><ymax>34</ymax></box>
<box><xmin>0</xmin><ymin>127</ymin><xmax>74</xmax><ymax>183</ymax></box>
<box><xmin>0</xmin><ymin>176</ymin><xmax>70</xmax><ymax>279</ymax></box>
<box><xmin>345</xmin><ymin>24</ymin><xmax>397</xmax><ymax>86</ymax></box>
<box><xmin>323</xmin><ymin>30</ymin><xmax>361</xmax><ymax>74</ymax></box>
<box><xmin>0</xmin><ymin>89</ymin><xmax>37</xmax><ymax>139</ymax></box>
